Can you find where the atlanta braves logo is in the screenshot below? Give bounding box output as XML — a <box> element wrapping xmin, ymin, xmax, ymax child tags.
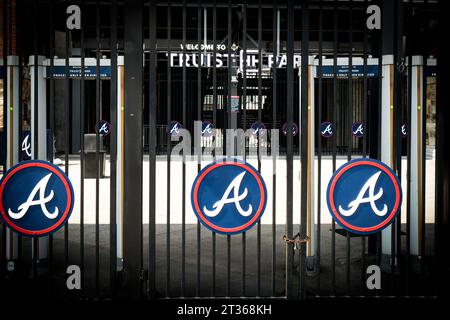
<box><xmin>401</xmin><ymin>124</ymin><xmax>408</xmax><ymax>138</ymax></box>
<box><xmin>97</xmin><ymin>120</ymin><xmax>111</xmax><ymax>135</ymax></box>
<box><xmin>201</xmin><ymin>121</ymin><xmax>215</xmax><ymax>137</ymax></box>
<box><xmin>203</xmin><ymin>171</ymin><xmax>252</xmax><ymax>217</ymax></box>
<box><xmin>250</xmin><ymin>122</ymin><xmax>266</xmax><ymax>137</ymax></box>
<box><xmin>352</xmin><ymin>122</ymin><xmax>364</xmax><ymax>138</ymax></box>
<box><xmin>326</xmin><ymin>158</ymin><xmax>402</xmax><ymax>235</ymax></box>
<box><xmin>21</xmin><ymin>133</ymin><xmax>32</xmax><ymax>158</ymax></box>
<box><xmin>282</xmin><ymin>122</ymin><xmax>299</xmax><ymax>136</ymax></box>
<box><xmin>338</xmin><ymin>171</ymin><xmax>387</xmax><ymax>217</ymax></box>
<box><xmin>0</xmin><ymin>160</ymin><xmax>75</xmax><ymax>237</ymax></box>
<box><xmin>320</xmin><ymin>121</ymin><xmax>334</xmax><ymax>138</ymax></box>
<box><xmin>8</xmin><ymin>173</ymin><xmax>58</xmax><ymax>220</ymax></box>
<box><xmin>167</xmin><ymin>121</ymin><xmax>183</xmax><ymax>137</ymax></box>
<box><xmin>191</xmin><ymin>159</ymin><xmax>267</xmax><ymax>235</ymax></box>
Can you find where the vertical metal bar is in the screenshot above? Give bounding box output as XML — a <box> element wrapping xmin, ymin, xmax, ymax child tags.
<box><xmin>123</xmin><ymin>0</ymin><xmax>144</xmax><ymax>298</ymax></box>
<box><xmin>375</xmin><ymin>0</ymin><xmax>383</xmax><ymax>269</ymax></box>
<box><xmin>346</xmin><ymin>0</ymin><xmax>353</xmax><ymax>296</ymax></box>
<box><xmin>95</xmin><ymin>0</ymin><xmax>101</xmax><ymax>297</ymax></box>
<box><xmin>166</xmin><ymin>1</ymin><xmax>172</xmax><ymax>298</ymax></box>
<box><xmin>48</xmin><ymin>0</ymin><xmax>55</xmax><ymax>294</ymax></box>
<box><xmin>392</xmin><ymin>0</ymin><xmax>404</xmax><ymax>295</ymax></box>
<box><xmin>181</xmin><ymin>0</ymin><xmax>186</xmax><ymax>297</ymax></box>
<box><xmin>271</xmin><ymin>0</ymin><xmax>277</xmax><ymax>297</ymax></box>
<box><xmin>226</xmin><ymin>0</ymin><xmax>231</xmax><ymax>297</ymax></box>
<box><xmin>418</xmin><ymin>0</ymin><xmax>429</xmax><ymax>295</ymax></box>
<box><xmin>299</xmin><ymin>0</ymin><xmax>309</xmax><ymax>300</ymax></box>
<box><xmin>0</xmin><ymin>0</ymin><xmax>8</xmax><ymax>273</ymax></box>
<box><xmin>241</xmin><ymin>0</ymin><xmax>247</xmax><ymax>298</ymax></box>
<box><xmin>17</xmin><ymin>44</ymin><xmax>23</xmax><ymax>269</ymax></box>
<box><xmin>109</xmin><ymin>0</ymin><xmax>118</xmax><ymax>298</ymax></box>
<box><xmin>32</xmin><ymin>0</ymin><xmax>39</xmax><ymax>281</ymax></box>
<box><xmin>390</xmin><ymin>122</ymin><xmax>397</xmax><ymax>291</ymax></box>
<box><xmin>149</xmin><ymin>43</ymin><xmax>155</xmax><ymax>290</ymax></box>
<box><xmin>64</xmin><ymin>0</ymin><xmax>71</xmax><ymax>272</ymax></box>
<box><xmin>406</xmin><ymin>32</ymin><xmax>412</xmax><ymax>296</ymax></box>
<box><xmin>148</xmin><ymin>0</ymin><xmax>157</xmax><ymax>299</ymax></box>
<box><xmin>404</xmin><ymin>1</ymin><xmax>412</xmax><ymax>295</ymax></box>
<box><xmin>285</xmin><ymin>0</ymin><xmax>294</xmax><ymax>299</ymax></box>
<box><xmin>211</xmin><ymin>0</ymin><xmax>217</xmax><ymax>297</ymax></box>
<box><xmin>361</xmin><ymin>0</ymin><xmax>369</xmax><ymax>295</ymax></box>
<box><xmin>17</xmin><ymin>56</ymin><xmax>23</xmax><ymax>266</ymax></box>
<box><xmin>316</xmin><ymin>0</ymin><xmax>323</xmax><ymax>297</ymax></box>
<box><xmin>196</xmin><ymin>0</ymin><xmax>202</xmax><ymax>298</ymax></box>
<box><xmin>331</xmin><ymin>0</ymin><xmax>338</xmax><ymax>295</ymax></box>
<box><xmin>392</xmin><ymin>63</ymin><xmax>399</xmax><ymax>292</ymax></box>
<box><xmin>421</xmin><ymin>7</ymin><xmax>428</xmax><ymax>294</ymax></box>
<box><xmin>257</xmin><ymin>0</ymin><xmax>262</xmax><ymax>297</ymax></box>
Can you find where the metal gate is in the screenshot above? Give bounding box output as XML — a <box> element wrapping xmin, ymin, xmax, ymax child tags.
<box><xmin>0</xmin><ymin>0</ymin><xmax>442</xmax><ymax>300</ymax></box>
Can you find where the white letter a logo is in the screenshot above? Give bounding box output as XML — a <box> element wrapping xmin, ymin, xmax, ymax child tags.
<box><xmin>8</xmin><ymin>173</ymin><xmax>59</xmax><ymax>220</ymax></box>
<box><xmin>204</xmin><ymin>171</ymin><xmax>252</xmax><ymax>217</ymax></box>
<box><xmin>338</xmin><ymin>171</ymin><xmax>387</xmax><ymax>217</ymax></box>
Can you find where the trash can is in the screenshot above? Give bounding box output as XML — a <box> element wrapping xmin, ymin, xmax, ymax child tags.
<box><xmin>84</xmin><ymin>134</ymin><xmax>107</xmax><ymax>178</ymax></box>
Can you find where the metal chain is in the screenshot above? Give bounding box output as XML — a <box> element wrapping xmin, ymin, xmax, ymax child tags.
<box><xmin>283</xmin><ymin>233</ymin><xmax>310</xmax><ymax>245</ymax></box>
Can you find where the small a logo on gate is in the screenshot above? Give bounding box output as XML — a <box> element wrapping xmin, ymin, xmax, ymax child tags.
<box><xmin>282</xmin><ymin>122</ymin><xmax>299</xmax><ymax>136</ymax></box>
<box><xmin>21</xmin><ymin>133</ymin><xmax>32</xmax><ymax>159</ymax></box>
<box><xmin>167</xmin><ymin>121</ymin><xmax>183</xmax><ymax>137</ymax></box>
<box><xmin>0</xmin><ymin>160</ymin><xmax>75</xmax><ymax>237</ymax></box>
<box><xmin>250</xmin><ymin>122</ymin><xmax>266</xmax><ymax>137</ymax></box>
<box><xmin>201</xmin><ymin>121</ymin><xmax>215</xmax><ymax>137</ymax></box>
<box><xmin>352</xmin><ymin>121</ymin><xmax>364</xmax><ymax>138</ymax></box>
<box><xmin>320</xmin><ymin>121</ymin><xmax>334</xmax><ymax>138</ymax></box>
<box><xmin>326</xmin><ymin>158</ymin><xmax>402</xmax><ymax>235</ymax></box>
<box><xmin>191</xmin><ymin>159</ymin><xmax>267</xmax><ymax>235</ymax></box>
<box><xmin>401</xmin><ymin>124</ymin><xmax>408</xmax><ymax>138</ymax></box>
<box><xmin>96</xmin><ymin>120</ymin><xmax>111</xmax><ymax>136</ymax></box>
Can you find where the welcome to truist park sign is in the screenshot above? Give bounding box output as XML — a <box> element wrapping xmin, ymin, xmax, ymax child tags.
<box><xmin>167</xmin><ymin>43</ymin><xmax>379</xmax><ymax>78</ymax></box>
<box><xmin>168</xmin><ymin>44</ymin><xmax>302</xmax><ymax>70</ymax></box>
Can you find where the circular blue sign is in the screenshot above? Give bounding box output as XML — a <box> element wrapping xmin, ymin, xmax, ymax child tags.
<box><xmin>326</xmin><ymin>158</ymin><xmax>402</xmax><ymax>235</ymax></box>
<box><xmin>0</xmin><ymin>160</ymin><xmax>75</xmax><ymax>237</ymax></box>
<box><xmin>201</xmin><ymin>121</ymin><xmax>215</xmax><ymax>137</ymax></box>
<box><xmin>167</xmin><ymin>121</ymin><xmax>183</xmax><ymax>136</ymax></box>
<box><xmin>351</xmin><ymin>121</ymin><xmax>364</xmax><ymax>138</ymax></box>
<box><xmin>282</xmin><ymin>122</ymin><xmax>299</xmax><ymax>136</ymax></box>
<box><xmin>96</xmin><ymin>120</ymin><xmax>111</xmax><ymax>136</ymax></box>
<box><xmin>191</xmin><ymin>159</ymin><xmax>267</xmax><ymax>235</ymax></box>
<box><xmin>250</xmin><ymin>122</ymin><xmax>266</xmax><ymax>137</ymax></box>
<box><xmin>320</xmin><ymin>121</ymin><xmax>334</xmax><ymax>138</ymax></box>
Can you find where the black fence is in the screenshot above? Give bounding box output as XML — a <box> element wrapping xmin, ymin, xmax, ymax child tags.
<box><xmin>145</xmin><ymin>74</ymin><xmax>381</xmax><ymax>156</ymax></box>
<box><xmin>0</xmin><ymin>0</ymin><xmax>443</xmax><ymax>300</ymax></box>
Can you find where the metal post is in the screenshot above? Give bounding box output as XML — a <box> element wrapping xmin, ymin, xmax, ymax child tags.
<box><xmin>122</xmin><ymin>0</ymin><xmax>143</xmax><ymax>298</ymax></box>
<box><xmin>116</xmin><ymin>56</ymin><xmax>125</xmax><ymax>268</ymax></box>
<box><xmin>109</xmin><ymin>0</ymin><xmax>118</xmax><ymax>297</ymax></box>
<box><xmin>5</xmin><ymin>56</ymin><xmax>20</xmax><ymax>266</ymax></box>
<box><xmin>380</xmin><ymin>0</ymin><xmax>397</xmax><ymax>272</ymax></box>
<box><xmin>316</xmin><ymin>1</ymin><xmax>323</xmax><ymax>294</ymax></box>
<box><xmin>380</xmin><ymin>53</ymin><xmax>395</xmax><ymax>268</ymax></box>
<box><xmin>29</xmin><ymin>55</ymin><xmax>48</xmax><ymax>261</ymax></box>
<box><xmin>148</xmin><ymin>0</ymin><xmax>157</xmax><ymax>299</ymax></box>
<box><xmin>298</xmin><ymin>56</ymin><xmax>316</xmax><ymax>273</ymax></box>
<box><xmin>299</xmin><ymin>0</ymin><xmax>309</xmax><ymax>299</ymax></box>
<box><xmin>285</xmin><ymin>0</ymin><xmax>294</xmax><ymax>299</ymax></box>
<box><xmin>408</xmin><ymin>56</ymin><xmax>424</xmax><ymax>268</ymax></box>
